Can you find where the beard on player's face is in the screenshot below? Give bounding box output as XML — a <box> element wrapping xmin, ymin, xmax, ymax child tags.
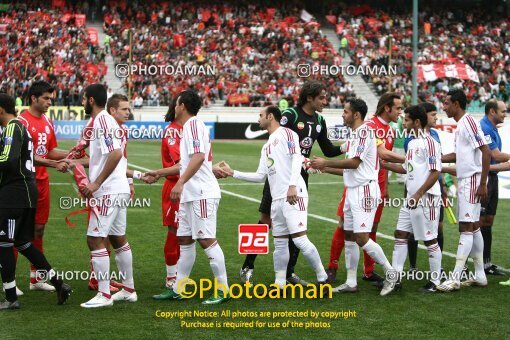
<box><xmin>84</xmin><ymin>100</ymin><xmax>93</xmax><ymax>115</ymax></box>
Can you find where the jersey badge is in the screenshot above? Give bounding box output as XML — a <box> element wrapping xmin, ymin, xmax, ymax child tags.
<box><xmin>297</xmin><ymin>122</ymin><xmax>304</xmax><ymax>130</ymax></box>
<box><xmin>300</xmin><ymin>137</ymin><xmax>313</xmax><ymax>149</ymax></box>
<box><xmin>193</xmin><ymin>140</ymin><xmax>200</xmax><ymax>148</ymax></box>
<box><xmin>105</xmin><ymin>135</ymin><xmax>113</xmax><ymax>147</ymax></box>
<box><xmin>316</xmin><ymin>125</ymin><xmax>322</xmax><ymax>133</ymax></box>
<box><xmin>280</xmin><ymin>117</ymin><xmax>288</xmax><ymax>126</ymax></box>
<box><xmin>3</xmin><ymin>136</ymin><xmax>12</xmax><ymax>145</ymax></box>
<box><xmin>266</xmin><ymin>157</ymin><xmax>274</xmax><ymax>168</ymax></box>
<box><xmin>35</xmin><ymin>145</ymin><xmax>47</xmax><ymax>156</ymax></box>
<box><xmin>45</xmin><ymin>126</ymin><xmax>50</xmax><ymax>134</ymax></box>
<box><xmin>168</xmin><ymin>138</ymin><xmax>176</xmax><ymax>145</ymax></box>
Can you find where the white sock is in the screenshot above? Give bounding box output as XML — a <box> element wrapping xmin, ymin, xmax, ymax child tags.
<box><xmin>427</xmin><ymin>243</ymin><xmax>442</xmax><ymax>286</ymax></box>
<box><xmin>452</xmin><ymin>232</ymin><xmax>473</xmax><ymax>281</ymax></box>
<box><xmin>173</xmin><ymin>243</ymin><xmax>196</xmax><ymax>294</ymax></box>
<box><xmin>273</xmin><ymin>238</ymin><xmax>290</xmax><ymax>288</ymax></box>
<box><xmin>166</xmin><ymin>265</ymin><xmax>177</xmax><ymax>279</ymax></box>
<box><xmin>114</xmin><ymin>243</ymin><xmax>134</xmax><ymax>290</ymax></box>
<box><xmin>470</xmin><ymin>229</ymin><xmax>486</xmax><ymax>282</ymax></box>
<box><xmin>392</xmin><ymin>238</ymin><xmax>408</xmax><ymax>273</ymax></box>
<box><xmin>91</xmin><ymin>248</ymin><xmax>110</xmax><ymax>296</ymax></box>
<box><xmin>292</xmin><ymin>235</ymin><xmax>328</xmax><ymax>282</ymax></box>
<box><xmin>363</xmin><ymin>239</ymin><xmax>393</xmax><ymax>273</ymax></box>
<box><xmin>344</xmin><ymin>241</ymin><xmax>359</xmax><ymax>287</ymax></box>
<box><xmin>204</xmin><ymin>242</ymin><xmax>229</xmax><ymax>294</ymax></box>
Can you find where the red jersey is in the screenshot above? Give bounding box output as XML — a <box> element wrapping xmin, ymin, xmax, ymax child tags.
<box><xmin>366</xmin><ymin>115</ymin><xmax>394</xmax><ymax>185</ymax></box>
<box><xmin>19</xmin><ymin>110</ymin><xmax>58</xmax><ymax>181</ymax></box>
<box><xmin>161</xmin><ymin>121</ymin><xmax>183</xmax><ymax>182</ymax></box>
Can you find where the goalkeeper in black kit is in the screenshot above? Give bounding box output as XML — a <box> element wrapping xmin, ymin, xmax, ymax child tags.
<box><xmin>240</xmin><ymin>81</ymin><xmax>343</xmax><ymax>285</ymax></box>
<box><xmin>0</xmin><ymin>94</ymin><xmax>71</xmax><ymax>310</ymax></box>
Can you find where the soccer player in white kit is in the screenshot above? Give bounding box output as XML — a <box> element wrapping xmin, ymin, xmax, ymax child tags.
<box><xmin>383</xmin><ymin>105</ymin><xmax>443</xmax><ymax>292</ymax></box>
<box><xmin>167</xmin><ymin>90</ymin><xmax>229</xmax><ymax>305</ymax></box>
<box><xmin>224</xmin><ymin>106</ymin><xmax>328</xmax><ymax>289</ymax></box>
<box><xmin>438</xmin><ymin>89</ymin><xmax>490</xmax><ymax>292</ymax></box>
<box><xmin>311</xmin><ymin>98</ymin><xmax>397</xmax><ymax>296</ymax></box>
<box><xmin>79</xmin><ymin>84</ymin><xmax>136</xmax><ymax>308</ymax></box>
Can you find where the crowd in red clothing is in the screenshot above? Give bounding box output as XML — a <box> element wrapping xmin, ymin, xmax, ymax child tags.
<box><xmin>0</xmin><ymin>3</ymin><xmax>107</xmax><ymax>106</ymax></box>
<box><xmin>104</xmin><ymin>0</ymin><xmax>355</xmax><ymax>107</ymax></box>
<box><xmin>329</xmin><ymin>2</ymin><xmax>510</xmax><ymax>110</ymax></box>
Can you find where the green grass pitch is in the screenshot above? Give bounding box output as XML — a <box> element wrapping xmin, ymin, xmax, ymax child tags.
<box><xmin>4</xmin><ymin>139</ymin><xmax>510</xmax><ymax>339</ymax></box>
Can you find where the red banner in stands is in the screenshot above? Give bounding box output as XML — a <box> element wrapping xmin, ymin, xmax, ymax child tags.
<box><xmin>75</xmin><ymin>14</ymin><xmax>86</xmax><ymax>27</ymax></box>
<box><xmin>52</xmin><ymin>0</ymin><xmax>65</xmax><ymax>10</ymax></box>
<box><xmin>326</xmin><ymin>15</ymin><xmax>337</xmax><ymax>25</ymax></box>
<box><xmin>86</xmin><ymin>27</ymin><xmax>98</xmax><ymax>45</ymax></box>
<box><xmin>417</xmin><ymin>63</ymin><xmax>480</xmax><ymax>83</ymax></box>
<box><xmin>202</xmin><ymin>9</ymin><xmax>211</xmax><ymax>22</ymax></box>
<box><xmin>227</xmin><ymin>94</ymin><xmax>250</xmax><ymax>105</ymax></box>
<box><xmin>61</xmin><ymin>13</ymin><xmax>72</xmax><ymax>23</ymax></box>
<box><xmin>173</xmin><ymin>34</ymin><xmax>185</xmax><ymax>48</ymax></box>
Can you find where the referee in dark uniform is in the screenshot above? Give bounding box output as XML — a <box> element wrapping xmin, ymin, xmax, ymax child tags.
<box><xmin>240</xmin><ymin>81</ymin><xmax>343</xmax><ymax>285</ymax></box>
<box><xmin>0</xmin><ymin>93</ymin><xmax>71</xmax><ymax>309</ymax></box>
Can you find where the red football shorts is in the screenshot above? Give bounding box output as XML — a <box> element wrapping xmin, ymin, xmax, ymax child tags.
<box><xmin>162</xmin><ymin>179</ymin><xmax>179</xmax><ymax>227</ymax></box>
<box><xmin>35</xmin><ymin>178</ymin><xmax>50</xmax><ymax>225</ymax></box>
<box><xmin>336</xmin><ymin>187</ymin><xmax>347</xmax><ymax>218</ymax></box>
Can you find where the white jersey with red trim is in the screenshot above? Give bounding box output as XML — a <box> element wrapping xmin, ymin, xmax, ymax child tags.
<box><xmin>343</xmin><ymin>124</ymin><xmax>379</xmax><ymax>187</ymax></box>
<box><xmin>405</xmin><ymin>134</ymin><xmax>442</xmax><ymax>196</ymax></box>
<box><xmin>454</xmin><ymin>114</ymin><xmax>486</xmax><ymax>179</ymax></box>
<box><xmin>88</xmin><ymin>110</ymin><xmax>130</xmax><ymax>197</ymax></box>
<box><xmin>180</xmin><ymin>116</ymin><xmax>221</xmax><ymax>203</ymax></box>
<box><xmin>264</xmin><ymin>127</ymin><xmax>307</xmax><ymax>200</ymax></box>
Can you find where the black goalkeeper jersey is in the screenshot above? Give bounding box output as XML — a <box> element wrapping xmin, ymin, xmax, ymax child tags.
<box><xmin>280</xmin><ymin>106</ymin><xmax>341</xmax><ymax>158</ymax></box>
<box><xmin>0</xmin><ymin>119</ymin><xmax>37</xmax><ymax>208</ymax></box>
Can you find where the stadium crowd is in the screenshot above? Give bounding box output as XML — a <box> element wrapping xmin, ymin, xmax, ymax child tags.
<box><xmin>0</xmin><ymin>2</ymin><xmax>107</xmax><ymax>107</ymax></box>
<box><xmin>104</xmin><ymin>1</ymin><xmax>355</xmax><ymax>107</ymax></box>
<box><xmin>331</xmin><ymin>3</ymin><xmax>510</xmax><ymax>111</ymax></box>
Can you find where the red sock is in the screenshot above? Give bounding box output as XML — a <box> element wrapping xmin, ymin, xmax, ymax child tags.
<box><xmin>363</xmin><ymin>232</ymin><xmax>377</xmax><ymax>277</ymax></box>
<box><xmin>328</xmin><ymin>227</ymin><xmax>345</xmax><ymax>269</ymax></box>
<box><xmin>164</xmin><ymin>231</ymin><xmax>179</xmax><ymax>266</ymax></box>
<box><xmin>30</xmin><ymin>238</ymin><xmax>43</xmax><ymax>283</ymax></box>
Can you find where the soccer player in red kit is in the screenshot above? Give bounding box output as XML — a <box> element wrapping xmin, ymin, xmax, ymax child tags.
<box><xmin>153</xmin><ymin>98</ymin><xmax>183</xmax><ymax>298</ymax></box>
<box><xmin>326</xmin><ymin>93</ymin><xmax>403</xmax><ymax>284</ymax></box>
<box><xmin>18</xmin><ymin>81</ymin><xmax>72</xmax><ymax>292</ymax></box>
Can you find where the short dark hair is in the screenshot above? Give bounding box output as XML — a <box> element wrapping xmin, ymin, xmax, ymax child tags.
<box><xmin>85</xmin><ymin>84</ymin><xmax>108</xmax><ymax>108</ymax></box>
<box><xmin>106</xmin><ymin>94</ymin><xmax>129</xmax><ymax>113</ymax></box>
<box><xmin>266</xmin><ymin>105</ymin><xmax>282</xmax><ymax>121</ymax></box>
<box><xmin>419</xmin><ymin>102</ymin><xmax>437</xmax><ymax>113</ymax></box>
<box><xmin>405</xmin><ymin>105</ymin><xmax>427</xmax><ymax>128</ymax></box>
<box><xmin>177</xmin><ymin>90</ymin><xmax>201</xmax><ymax>116</ymax></box>
<box><xmin>447</xmin><ymin>89</ymin><xmax>467</xmax><ymax>110</ymax></box>
<box><xmin>164</xmin><ymin>96</ymin><xmax>177</xmax><ymax>122</ymax></box>
<box><xmin>348</xmin><ymin>98</ymin><xmax>368</xmax><ymax>119</ymax></box>
<box><xmin>376</xmin><ymin>92</ymin><xmax>400</xmax><ymax>115</ymax></box>
<box><xmin>485</xmin><ymin>100</ymin><xmax>498</xmax><ymax>116</ymax></box>
<box><xmin>28</xmin><ymin>81</ymin><xmax>54</xmax><ymax>105</ymax></box>
<box><xmin>0</xmin><ymin>93</ymin><xmax>16</xmax><ymax>115</ymax></box>
<box><xmin>297</xmin><ymin>81</ymin><xmax>326</xmax><ymax>108</ymax></box>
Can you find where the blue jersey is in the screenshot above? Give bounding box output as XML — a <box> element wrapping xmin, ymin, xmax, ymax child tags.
<box><xmin>480</xmin><ymin>116</ymin><xmax>502</xmax><ymax>166</ymax></box>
